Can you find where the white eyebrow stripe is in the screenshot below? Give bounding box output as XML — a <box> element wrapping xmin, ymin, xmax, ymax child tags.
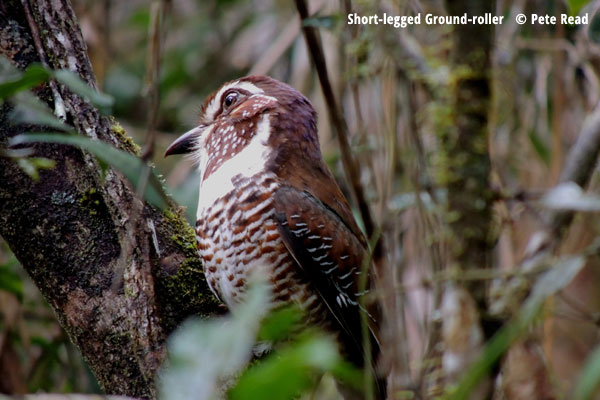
<box><xmin>205</xmin><ymin>80</ymin><xmax>238</xmax><ymax>121</ymax></box>
<box><xmin>235</xmin><ymin>81</ymin><xmax>264</xmax><ymax>95</ymax></box>
<box><xmin>204</xmin><ymin>80</ymin><xmax>264</xmax><ymax>121</ymax></box>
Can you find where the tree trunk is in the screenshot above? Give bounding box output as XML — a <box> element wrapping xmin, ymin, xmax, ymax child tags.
<box><xmin>428</xmin><ymin>0</ymin><xmax>497</xmax><ymax>395</ymax></box>
<box><xmin>444</xmin><ymin>0</ymin><xmax>494</xmax><ymax>308</ymax></box>
<box><xmin>0</xmin><ymin>1</ymin><xmax>220</xmax><ymax>398</ymax></box>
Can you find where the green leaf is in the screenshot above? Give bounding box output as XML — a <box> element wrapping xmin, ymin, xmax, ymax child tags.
<box><xmin>16</xmin><ymin>157</ymin><xmax>56</xmax><ymax>181</ymax></box>
<box><xmin>9</xmin><ymin>91</ymin><xmax>72</xmax><ymax>131</ymax></box>
<box><xmin>257</xmin><ymin>305</ymin><xmax>303</xmax><ymax>342</ymax></box>
<box><xmin>0</xmin><ymin>59</ymin><xmax>113</xmax><ymax>114</ymax></box>
<box><xmin>0</xmin><ymin>262</ymin><xmax>23</xmax><ymax>301</ymax></box>
<box><xmin>330</xmin><ymin>360</ymin><xmax>365</xmax><ymax>391</ymax></box>
<box><xmin>229</xmin><ymin>333</ymin><xmax>341</xmax><ymax>400</ymax></box>
<box><xmin>53</xmin><ymin>69</ymin><xmax>114</xmax><ymax>113</ymax></box>
<box><xmin>11</xmin><ymin>133</ymin><xmax>169</xmax><ymax>209</ymax></box>
<box><xmin>159</xmin><ymin>279</ymin><xmax>355</xmax><ymax>400</ymax></box>
<box><xmin>567</xmin><ymin>0</ymin><xmax>590</xmax><ymax>16</ymax></box>
<box><xmin>574</xmin><ymin>344</ymin><xmax>600</xmax><ymax>400</ymax></box>
<box><xmin>0</xmin><ymin>63</ymin><xmax>50</xmax><ymax>99</ymax></box>
<box><xmin>446</xmin><ymin>300</ymin><xmax>542</xmax><ymax>399</ymax></box>
<box><xmin>159</xmin><ymin>282</ymin><xmax>271</xmax><ymax>400</ymax></box>
<box><xmin>527</xmin><ymin>130</ymin><xmax>550</xmax><ymax>165</ymax></box>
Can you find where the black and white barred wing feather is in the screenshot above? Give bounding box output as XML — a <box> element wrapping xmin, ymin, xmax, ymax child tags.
<box><xmin>273</xmin><ymin>185</ymin><xmax>377</xmax><ymax>367</ymax></box>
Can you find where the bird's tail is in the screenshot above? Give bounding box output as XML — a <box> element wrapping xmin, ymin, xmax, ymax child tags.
<box><xmin>369</xmin><ymin>332</ymin><xmax>388</xmax><ymax>400</ymax></box>
<box><xmin>336</xmin><ymin>372</ymin><xmax>387</xmax><ymax>400</ymax></box>
<box><xmin>337</xmin><ymin>328</ymin><xmax>387</xmax><ymax>400</ymax></box>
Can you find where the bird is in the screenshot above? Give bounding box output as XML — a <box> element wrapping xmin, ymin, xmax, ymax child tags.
<box><xmin>165</xmin><ymin>75</ymin><xmax>385</xmax><ymax>399</ymax></box>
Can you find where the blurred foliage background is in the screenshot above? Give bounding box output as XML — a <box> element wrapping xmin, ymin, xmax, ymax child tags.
<box><xmin>3</xmin><ymin>0</ymin><xmax>600</xmax><ymax>398</ymax></box>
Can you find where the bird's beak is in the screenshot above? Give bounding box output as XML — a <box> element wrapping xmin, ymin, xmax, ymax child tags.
<box><xmin>164</xmin><ymin>126</ymin><xmax>204</xmax><ymax>157</ymax></box>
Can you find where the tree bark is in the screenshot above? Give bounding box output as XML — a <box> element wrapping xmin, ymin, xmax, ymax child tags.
<box><xmin>444</xmin><ymin>0</ymin><xmax>495</xmax><ymax>305</ymax></box>
<box><xmin>0</xmin><ymin>1</ymin><xmax>220</xmax><ymax>398</ymax></box>
<box><xmin>429</xmin><ymin>0</ymin><xmax>496</xmax><ymax>395</ymax></box>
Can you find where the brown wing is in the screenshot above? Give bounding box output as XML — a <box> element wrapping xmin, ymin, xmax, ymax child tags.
<box><xmin>273</xmin><ymin>185</ymin><xmax>376</xmax><ymax>367</ymax></box>
<box><xmin>266</xmin><ymin>121</ymin><xmax>367</xmax><ymax>251</ymax></box>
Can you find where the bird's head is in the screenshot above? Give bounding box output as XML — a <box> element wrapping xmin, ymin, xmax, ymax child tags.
<box><xmin>165</xmin><ymin>75</ymin><xmax>320</xmax><ymax>182</ymax></box>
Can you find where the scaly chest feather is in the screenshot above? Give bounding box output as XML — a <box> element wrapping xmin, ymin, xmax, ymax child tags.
<box><xmin>195</xmin><ymin>171</ymin><xmax>323</xmax><ymax>317</ymax></box>
<box><xmin>195</xmin><ymin>172</ymin><xmax>277</xmax><ymax>306</ymax></box>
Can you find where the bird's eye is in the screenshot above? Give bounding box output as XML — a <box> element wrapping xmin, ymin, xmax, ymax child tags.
<box><xmin>223</xmin><ymin>92</ymin><xmax>239</xmax><ymax>110</ymax></box>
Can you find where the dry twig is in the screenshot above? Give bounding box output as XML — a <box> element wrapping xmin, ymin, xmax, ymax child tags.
<box><xmin>294</xmin><ymin>0</ymin><xmax>379</xmax><ymax>254</ymax></box>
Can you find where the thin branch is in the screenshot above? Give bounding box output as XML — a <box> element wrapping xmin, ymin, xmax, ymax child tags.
<box><xmin>142</xmin><ymin>0</ymin><xmax>166</xmax><ymax>161</ymax></box>
<box><xmin>294</xmin><ymin>0</ymin><xmax>378</xmax><ymax>252</ymax></box>
<box><xmin>110</xmin><ymin>0</ymin><xmax>167</xmax><ymax>294</ymax></box>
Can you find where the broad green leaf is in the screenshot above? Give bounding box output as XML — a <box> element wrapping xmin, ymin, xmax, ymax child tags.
<box><xmin>330</xmin><ymin>360</ymin><xmax>365</xmax><ymax>392</ymax></box>
<box><xmin>9</xmin><ymin>91</ymin><xmax>71</xmax><ymax>131</ymax></box>
<box><xmin>0</xmin><ymin>261</ymin><xmax>23</xmax><ymax>301</ymax></box>
<box><xmin>567</xmin><ymin>0</ymin><xmax>590</xmax><ymax>16</ymax></box>
<box><xmin>0</xmin><ymin>64</ymin><xmax>50</xmax><ymax>99</ymax></box>
<box><xmin>160</xmin><ymin>282</ymin><xmax>271</xmax><ymax>400</ymax></box>
<box><xmin>528</xmin><ymin>130</ymin><xmax>550</xmax><ymax>165</ymax></box>
<box><xmin>446</xmin><ymin>299</ymin><xmax>542</xmax><ymax>399</ymax></box>
<box><xmin>229</xmin><ymin>333</ymin><xmax>341</xmax><ymax>400</ymax></box>
<box><xmin>16</xmin><ymin>157</ymin><xmax>56</xmax><ymax>181</ymax></box>
<box><xmin>53</xmin><ymin>69</ymin><xmax>114</xmax><ymax>113</ymax></box>
<box><xmin>0</xmin><ymin>59</ymin><xmax>113</xmax><ymax>114</ymax></box>
<box><xmin>11</xmin><ymin>133</ymin><xmax>169</xmax><ymax>209</ymax></box>
<box><xmin>574</xmin><ymin>344</ymin><xmax>600</xmax><ymax>400</ymax></box>
<box><xmin>27</xmin><ymin>335</ymin><xmax>64</xmax><ymax>392</ymax></box>
<box><xmin>257</xmin><ymin>305</ymin><xmax>303</xmax><ymax>342</ymax></box>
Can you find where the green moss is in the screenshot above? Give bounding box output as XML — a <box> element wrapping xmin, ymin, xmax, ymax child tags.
<box><xmin>165</xmin><ymin>207</ymin><xmax>202</xmax><ymax>268</ymax></box>
<box><xmin>124</xmin><ymin>286</ymin><xmax>135</xmax><ymax>298</ymax></box>
<box><xmin>157</xmin><ymin>206</ymin><xmax>221</xmax><ymax>330</ymax></box>
<box><xmin>78</xmin><ymin>187</ymin><xmax>103</xmax><ymax>216</ymax></box>
<box><xmin>111</xmin><ymin>121</ymin><xmax>141</xmax><ymax>156</ymax></box>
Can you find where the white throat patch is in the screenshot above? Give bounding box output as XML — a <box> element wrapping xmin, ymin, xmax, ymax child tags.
<box><xmin>197</xmin><ymin>113</ymin><xmax>272</xmax><ymax>218</ymax></box>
